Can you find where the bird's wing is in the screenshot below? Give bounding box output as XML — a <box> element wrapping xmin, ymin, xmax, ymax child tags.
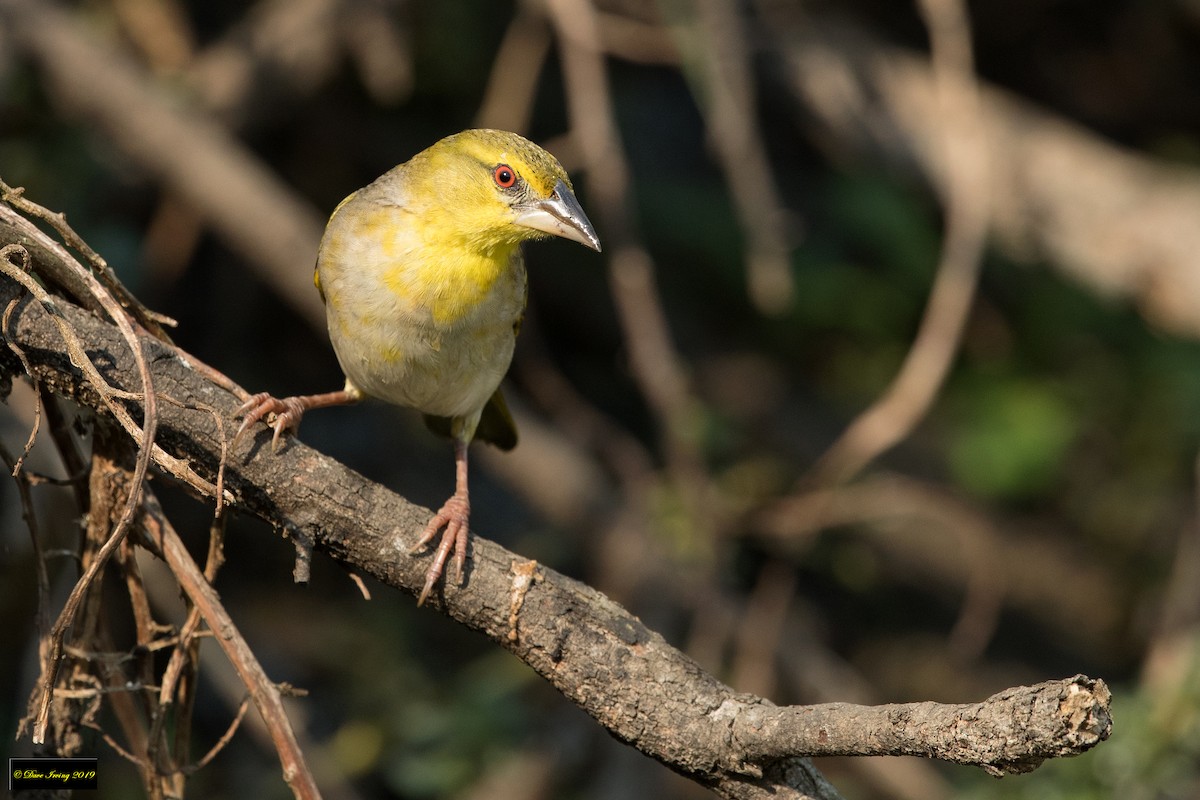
<box><xmin>422</xmin><ymin>388</ymin><xmax>518</xmax><ymax>451</ymax></box>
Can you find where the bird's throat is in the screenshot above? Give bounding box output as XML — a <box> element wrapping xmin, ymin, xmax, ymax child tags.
<box><xmin>389</xmin><ymin>240</ymin><xmax>520</xmax><ymax>326</ymax></box>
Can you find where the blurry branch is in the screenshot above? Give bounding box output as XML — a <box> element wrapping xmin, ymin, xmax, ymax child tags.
<box><xmin>667</xmin><ymin>0</ymin><xmax>798</xmax><ymax>313</ymax></box>
<box><xmin>810</xmin><ymin>0</ymin><xmax>990</xmax><ymax>483</ymax></box>
<box><xmin>1140</xmin><ymin>453</ymin><xmax>1200</xmax><ymax>692</ymax></box>
<box><xmin>729</xmin><ymin>561</ymin><xmax>796</xmax><ymax>698</ymax></box>
<box><xmin>337</xmin><ymin>0</ymin><xmax>412</xmax><ymax>106</ymax></box>
<box><xmin>186</xmin><ymin>0</ymin><xmax>341</xmax><ymax>122</ymax></box>
<box><xmin>124</xmin><ymin>0</ymin><xmax>409</xmax><ymax>281</ymax></box>
<box><xmin>458</xmin><ymin>751</ymin><xmax>555</xmax><ymax>800</ymax></box>
<box><xmin>542</xmin><ymin>0</ymin><xmax>721</xmax><ymax>542</ymax></box>
<box><xmin>594</xmin><ymin>8</ymin><xmax>680</xmax><ymax>64</ymax></box>
<box><xmin>188</xmin><ymin>0</ymin><xmax>411</xmax><ymax>124</ymax></box>
<box><xmin>773</xmin><ymin>603</ymin><xmax>958</xmax><ymax>800</ymax></box>
<box><xmin>0</xmin><ymin>0</ymin><xmax>328</xmax><ymax>328</ymax></box>
<box><xmin>757</xmin><ymin>472</ymin><xmax>1127</xmax><ymax>655</ymax></box>
<box><xmin>493</xmin><ymin>343</ymin><xmax>659</xmax><ymax>600</ymax></box>
<box><xmin>111</xmin><ymin>0</ymin><xmax>194</xmax><ymax>74</ymax></box>
<box><xmin>544</xmin><ymin>0</ymin><xmax>691</xmax><ymax>431</ymax></box>
<box><xmin>2</xmin><ymin>216</ymin><xmax>1111</xmax><ymax>799</ymax></box>
<box><xmin>474</xmin><ymin>6</ymin><xmax>551</xmax><ymax>133</ymax></box>
<box><xmin>759</xmin><ymin>2</ymin><xmax>1200</xmax><ymax>339</ymax></box>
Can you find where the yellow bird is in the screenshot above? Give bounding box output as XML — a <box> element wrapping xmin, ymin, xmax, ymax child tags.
<box><xmin>237</xmin><ymin>129</ymin><xmax>601</xmax><ymax>604</ymax></box>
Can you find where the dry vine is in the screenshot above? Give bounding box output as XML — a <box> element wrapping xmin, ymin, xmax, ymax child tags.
<box><xmin>2</xmin><ymin>185</ymin><xmax>319</xmax><ymax>797</ymax></box>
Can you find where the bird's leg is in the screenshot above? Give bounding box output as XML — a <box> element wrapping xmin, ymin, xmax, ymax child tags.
<box><xmin>234</xmin><ymin>386</ymin><xmax>361</xmax><ymax>450</ymax></box>
<box><xmin>411</xmin><ymin>437</ymin><xmax>471</xmax><ymax>605</ymax></box>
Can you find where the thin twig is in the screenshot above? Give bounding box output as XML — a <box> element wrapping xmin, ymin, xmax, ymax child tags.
<box><xmin>39</xmin><ymin>385</ymin><xmax>91</xmax><ymax>511</ymax></box>
<box><xmin>140</xmin><ymin>491</ymin><xmax>322</xmax><ymax>800</ymax></box>
<box><xmin>173</xmin><ymin>397</ymin><xmax>231</xmax><ymax>517</ymax></box>
<box><xmin>681</xmin><ymin>0</ymin><xmax>797</xmax><ymax>313</ymax></box>
<box><xmin>3</xmin><ymin>297</ymin><xmax>42</xmax><ymax>473</ymax></box>
<box><xmin>5</xmin><ymin>241</ymin><xmax>159</xmax><ymax>743</ymax></box>
<box><xmin>0</xmin><ymin>296</ymin><xmax>51</xmax><ymax>640</ymax></box>
<box><xmin>809</xmin><ymin>0</ymin><xmax>990</xmax><ymax>483</ymax></box>
<box><xmin>112</xmin><ymin>533</ymin><xmax>164</xmax><ymax>782</ymax></box>
<box><xmin>542</xmin><ymin>0</ymin><xmax>721</xmax><ymax>544</ymax></box>
<box><xmin>0</xmin><ymin>244</ymin><xmax>223</xmax><ymax>500</ymax></box>
<box><xmin>169</xmin><ymin>511</ymin><xmax>230</xmax><ymax>773</ymax></box>
<box><xmin>2</xmin><ymin>190</ymin><xmax>164</xmax><ymax>746</ymax></box>
<box><xmin>95</xmin><ymin>723</ymin><xmax>152</xmax><ymax>768</ymax></box>
<box><xmin>0</xmin><ymin>179</ymin><xmax>175</xmax><ymax>340</ymax></box>
<box><xmin>20</xmin><ymin>466</ymin><xmax>89</xmax><ymax>487</ymax></box>
<box><xmin>189</xmin><ymin>696</ymin><xmax>252</xmax><ymax>773</ymax></box>
<box><xmin>0</xmin><ymin>431</ymin><xmax>51</xmax><ymax>641</ymax></box>
<box><xmin>145</xmin><ymin>608</ymin><xmax>202</xmax><ymax>791</ymax></box>
<box><xmin>473</xmin><ymin>7</ymin><xmax>551</xmax><ymax>133</ymax></box>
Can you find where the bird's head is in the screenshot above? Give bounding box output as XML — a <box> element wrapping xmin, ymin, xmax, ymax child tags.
<box><xmin>407</xmin><ymin>129</ymin><xmax>601</xmax><ymax>255</ymax></box>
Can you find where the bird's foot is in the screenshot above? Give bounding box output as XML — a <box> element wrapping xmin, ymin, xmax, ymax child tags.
<box><xmin>410</xmin><ymin>492</ymin><xmax>470</xmax><ymax>605</ymax></box>
<box><xmin>234</xmin><ymin>393</ymin><xmax>308</xmax><ymax>451</ymax></box>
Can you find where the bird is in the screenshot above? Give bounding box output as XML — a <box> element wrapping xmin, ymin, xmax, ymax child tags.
<box><xmin>236</xmin><ymin>129</ymin><xmax>601</xmax><ymax>605</ymax></box>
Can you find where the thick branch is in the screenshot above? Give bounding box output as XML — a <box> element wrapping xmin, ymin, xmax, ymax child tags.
<box><xmin>759</xmin><ymin>7</ymin><xmax>1200</xmax><ymax>337</ymax></box>
<box><xmin>0</xmin><ymin>256</ymin><xmax>1110</xmax><ymax>798</ymax></box>
<box><xmin>728</xmin><ymin>675</ymin><xmax>1111</xmax><ymax>777</ymax></box>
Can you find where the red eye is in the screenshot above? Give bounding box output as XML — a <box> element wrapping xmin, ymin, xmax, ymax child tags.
<box><xmin>493</xmin><ymin>164</ymin><xmax>516</xmax><ymax>188</ymax></box>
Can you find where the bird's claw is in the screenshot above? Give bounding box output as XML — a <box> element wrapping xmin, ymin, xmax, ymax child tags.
<box><xmin>233</xmin><ymin>392</ymin><xmax>305</xmax><ymax>451</ymax></box>
<box><xmin>410</xmin><ymin>493</ymin><xmax>470</xmax><ymax>605</ymax></box>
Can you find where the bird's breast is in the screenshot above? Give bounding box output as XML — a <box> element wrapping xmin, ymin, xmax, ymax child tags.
<box><xmin>316</xmin><ymin>207</ymin><xmax>528</xmax><ymax>417</ymax></box>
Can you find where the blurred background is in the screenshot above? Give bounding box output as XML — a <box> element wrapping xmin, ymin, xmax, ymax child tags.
<box><xmin>3</xmin><ymin>0</ymin><xmax>1200</xmax><ymax>797</ymax></box>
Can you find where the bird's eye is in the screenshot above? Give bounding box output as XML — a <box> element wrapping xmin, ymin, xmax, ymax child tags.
<box><xmin>493</xmin><ymin>164</ymin><xmax>517</xmax><ymax>188</ymax></box>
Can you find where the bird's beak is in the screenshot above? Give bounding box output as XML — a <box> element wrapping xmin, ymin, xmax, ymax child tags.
<box><xmin>513</xmin><ymin>180</ymin><xmax>602</xmax><ymax>252</ymax></box>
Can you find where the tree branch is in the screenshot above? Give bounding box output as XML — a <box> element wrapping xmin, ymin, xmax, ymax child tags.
<box><xmin>0</xmin><ymin>0</ymin><xmax>327</xmax><ymax>329</ymax></box>
<box><xmin>727</xmin><ymin>675</ymin><xmax>1111</xmax><ymax>777</ymax></box>
<box><xmin>1</xmin><ymin>223</ymin><xmax>1111</xmax><ymax>798</ymax></box>
<box><xmin>810</xmin><ymin>0</ymin><xmax>990</xmax><ymax>483</ymax></box>
<box><xmin>756</xmin><ymin>4</ymin><xmax>1200</xmax><ymax>338</ymax></box>
<box><xmin>139</xmin><ymin>489</ymin><xmax>320</xmax><ymax>800</ymax></box>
